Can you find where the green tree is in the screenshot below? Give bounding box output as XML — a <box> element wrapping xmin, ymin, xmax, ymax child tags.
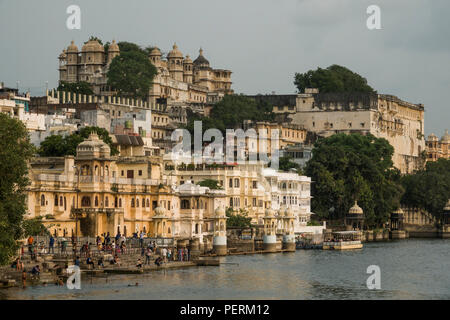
<box><xmin>294</xmin><ymin>65</ymin><xmax>375</xmax><ymax>94</ymax></box>
<box><xmin>304</xmin><ymin>133</ymin><xmax>403</xmax><ymax>228</ymax></box>
<box><xmin>0</xmin><ymin>114</ymin><xmax>35</xmax><ymax>265</ymax></box>
<box><xmin>38</xmin><ymin>126</ymin><xmax>118</xmax><ymax>157</ymax></box>
<box><xmin>278</xmin><ymin>156</ymin><xmax>301</xmax><ymax>172</ymax></box>
<box><xmin>197</xmin><ymin>179</ymin><xmax>222</xmax><ymax>190</ymax></box>
<box><xmin>107</xmin><ymin>42</ymin><xmax>157</xmax><ymax>99</ymax></box>
<box><xmin>401</xmin><ymin>159</ymin><xmax>450</xmax><ymax>222</ymax></box>
<box><xmin>226</xmin><ymin>208</ymin><xmax>252</xmax><ymax>228</ymax></box>
<box><xmin>22</xmin><ymin>217</ymin><xmax>51</xmax><ymax>237</ymax></box>
<box><xmin>58</xmin><ymin>81</ymin><xmax>94</xmax><ymax>95</ymax></box>
<box><xmin>184</xmin><ymin>94</ymin><xmax>275</xmax><ymax>135</ymax></box>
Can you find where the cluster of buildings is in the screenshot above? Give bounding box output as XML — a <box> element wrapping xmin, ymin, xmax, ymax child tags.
<box><xmin>2</xmin><ymin>37</ymin><xmax>448</xmax><ymax>248</ymax></box>
<box><xmin>26</xmin><ymin>132</ymin><xmax>315</xmax><ymax>252</ymax></box>
<box><xmin>58</xmin><ymin>39</ymin><xmax>232</xmax><ymax>104</ymax></box>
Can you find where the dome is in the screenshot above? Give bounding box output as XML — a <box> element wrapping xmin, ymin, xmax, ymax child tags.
<box><xmin>214</xmin><ymin>207</ymin><xmax>226</xmax><ymax>217</ymax></box>
<box><xmin>348</xmin><ymin>201</ymin><xmax>363</xmax><ymax>215</ymax></box>
<box><xmin>67</xmin><ymin>40</ymin><xmax>78</xmax><ymax>53</ymax></box>
<box><xmin>427</xmin><ymin>133</ymin><xmax>438</xmax><ymax>141</ymax></box>
<box><xmin>149</xmin><ymin>47</ymin><xmax>161</xmax><ymax>56</ymax></box>
<box><xmin>76</xmin><ymin>133</ymin><xmax>110</xmax><ymax>159</ymax></box>
<box><xmin>167</xmin><ymin>43</ymin><xmax>183</xmax><ymax>59</ymax></box>
<box><xmin>265</xmin><ymin>208</ymin><xmax>274</xmax><ymax>217</ymax></box>
<box><xmin>194</xmin><ymin>48</ymin><xmax>210</xmax><ymax>66</ymax></box>
<box><xmin>441</xmin><ymin>130</ymin><xmax>450</xmax><ymax>143</ymax></box>
<box><xmin>183</xmin><ymin>55</ymin><xmax>193</xmax><ymax>64</ymax></box>
<box><xmin>108</xmin><ymin>40</ymin><xmax>119</xmax><ymax>52</ymax></box>
<box><xmin>59</xmin><ymin>49</ymin><xmax>67</xmax><ymax>59</ymax></box>
<box><xmin>81</xmin><ymin>39</ymin><xmax>104</xmax><ymax>53</ymax></box>
<box><xmin>154</xmin><ymin>206</ymin><xmax>167</xmax><ymax>217</ymax></box>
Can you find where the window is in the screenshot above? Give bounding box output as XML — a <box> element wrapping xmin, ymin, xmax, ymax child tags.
<box><xmin>229</xmin><ymin>178</ymin><xmax>233</xmax><ymax>188</ymax></box>
<box><xmin>81</xmin><ymin>196</ymin><xmax>91</xmax><ymax>207</ymax></box>
<box><xmin>54</xmin><ymin>195</ymin><xmax>58</xmax><ymax>206</ymax></box>
<box><xmin>59</xmin><ymin>196</ymin><xmax>63</xmax><ymax>206</ymax></box>
<box><xmin>234</xmin><ymin>178</ymin><xmax>240</xmax><ymax>188</ymax></box>
<box><xmin>41</xmin><ymin>195</ymin><xmax>46</xmax><ymax>206</ymax></box>
<box><xmin>138</xmin><ymin>170</ymin><xmax>143</xmax><ymax>176</ymax></box>
<box><xmin>119</xmin><ymin>198</ymin><xmax>122</xmax><ymax>207</ymax></box>
<box><xmin>252</xmin><ymin>181</ymin><xmax>257</xmax><ymax>189</ymax></box>
<box><xmin>95</xmin><ymin>196</ymin><xmax>99</xmax><ymax>207</ymax></box>
<box><xmin>121</xmin><ymin>170</ymin><xmax>124</xmax><ymax>176</ymax></box>
<box><xmin>146</xmin><ymin>199</ymin><xmax>150</xmax><ymax>208</ymax></box>
<box><xmin>136</xmin><ymin>198</ymin><xmax>139</xmax><ymax>207</ymax></box>
<box><xmin>131</xmin><ymin>198</ymin><xmax>135</xmax><ymax>207</ymax></box>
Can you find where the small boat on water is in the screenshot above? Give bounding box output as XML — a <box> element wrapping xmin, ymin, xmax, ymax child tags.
<box><xmin>322</xmin><ymin>231</ymin><xmax>363</xmax><ymax>250</ymax></box>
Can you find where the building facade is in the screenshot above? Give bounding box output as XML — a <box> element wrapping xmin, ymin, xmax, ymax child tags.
<box><xmin>58</xmin><ymin>40</ymin><xmax>232</xmax><ymax>104</ymax></box>
<box><xmin>289</xmin><ymin>89</ymin><xmax>426</xmax><ymax>173</ymax></box>
<box><xmin>425</xmin><ymin>130</ymin><xmax>449</xmax><ymax>162</ymax></box>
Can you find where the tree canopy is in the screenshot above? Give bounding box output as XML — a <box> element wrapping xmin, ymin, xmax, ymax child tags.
<box><xmin>304</xmin><ymin>133</ymin><xmax>403</xmax><ymax>228</ymax></box>
<box><xmin>401</xmin><ymin>159</ymin><xmax>450</xmax><ymax>222</ymax></box>
<box><xmin>294</xmin><ymin>65</ymin><xmax>375</xmax><ymax>94</ymax></box>
<box><xmin>107</xmin><ymin>41</ymin><xmax>157</xmax><ymax>99</ymax></box>
<box><xmin>38</xmin><ymin>126</ymin><xmax>118</xmax><ymax>157</ymax></box>
<box><xmin>0</xmin><ymin>114</ymin><xmax>35</xmax><ymax>265</ymax></box>
<box><xmin>58</xmin><ymin>81</ymin><xmax>94</xmax><ymax>95</ymax></box>
<box><xmin>184</xmin><ymin>94</ymin><xmax>275</xmax><ymax>135</ymax></box>
<box><xmin>197</xmin><ymin>179</ymin><xmax>223</xmax><ymax>190</ymax></box>
<box><xmin>226</xmin><ymin>208</ymin><xmax>252</xmax><ymax>228</ymax></box>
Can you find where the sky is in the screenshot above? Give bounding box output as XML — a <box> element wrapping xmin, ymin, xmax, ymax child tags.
<box><xmin>0</xmin><ymin>0</ymin><xmax>449</xmax><ymax>135</ymax></box>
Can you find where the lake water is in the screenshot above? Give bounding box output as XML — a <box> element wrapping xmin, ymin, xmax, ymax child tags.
<box><xmin>1</xmin><ymin>239</ymin><xmax>449</xmax><ymax>300</ymax></box>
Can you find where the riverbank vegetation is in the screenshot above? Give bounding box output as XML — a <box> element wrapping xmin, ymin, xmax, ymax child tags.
<box><xmin>305</xmin><ymin>133</ymin><xmax>403</xmax><ymax>228</ymax></box>
<box><xmin>401</xmin><ymin>158</ymin><xmax>450</xmax><ymax>222</ymax></box>
<box><xmin>0</xmin><ymin>114</ymin><xmax>35</xmax><ymax>265</ymax></box>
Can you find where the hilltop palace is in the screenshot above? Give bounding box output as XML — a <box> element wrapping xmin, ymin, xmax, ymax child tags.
<box><xmin>58</xmin><ymin>40</ymin><xmax>233</xmax><ymax>104</ymax></box>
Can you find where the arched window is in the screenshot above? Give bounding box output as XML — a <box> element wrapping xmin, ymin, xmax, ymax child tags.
<box><xmin>54</xmin><ymin>195</ymin><xmax>58</xmax><ymax>206</ymax></box>
<box><xmin>105</xmin><ymin>165</ymin><xmax>109</xmax><ymax>177</ymax></box>
<box><xmin>234</xmin><ymin>178</ymin><xmax>240</xmax><ymax>188</ymax></box>
<box><xmin>229</xmin><ymin>178</ymin><xmax>233</xmax><ymax>188</ymax></box>
<box><xmin>119</xmin><ymin>198</ymin><xmax>122</xmax><ymax>207</ymax></box>
<box><xmin>136</xmin><ymin>198</ymin><xmax>139</xmax><ymax>208</ymax></box>
<box><xmin>95</xmin><ymin>196</ymin><xmax>99</xmax><ymax>207</ymax></box>
<box><xmin>146</xmin><ymin>199</ymin><xmax>150</xmax><ymax>208</ymax></box>
<box><xmin>64</xmin><ymin>197</ymin><xmax>67</xmax><ymax>210</ymax></box>
<box><xmin>105</xmin><ymin>196</ymin><xmax>109</xmax><ymax>207</ymax></box>
<box><xmin>59</xmin><ymin>196</ymin><xmax>63</xmax><ymax>206</ymax></box>
<box><xmin>81</xmin><ymin>196</ymin><xmax>91</xmax><ymax>207</ymax></box>
<box><xmin>229</xmin><ymin>197</ymin><xmax>233</xmax><ymax>207</ymax></box>
<box><xmin>81</xmin><ymin>165</ymin><xmax>90</xmax><ymax>175</ymax></box>
<box><xmin>41</xmin><ymin>195</ymin><xmax>46</xmax><ymax>206</ymax></box>
<box><xmin>114</xmin><ymin>197</ymin><xmax>118</xmax><ymax>208</ymax></box>
<box><xmin>95</xmin><ymin>165</ymin><xmax>99</xmax><ymax>176</ymax></box>
<box><xmin>131</xmin><ymin>198</ymin><xmax>135</xmax><ymax>207</ymax></box>
<box><xmin>142</xmin><ymin>198</ymin><xmax>145</xmax><ymax>208</ymax></box>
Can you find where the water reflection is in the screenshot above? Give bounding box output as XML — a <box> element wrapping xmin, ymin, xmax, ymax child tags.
<box><xmin>2</xmin><ymin>239</ymin><xmax>449</xmax><ymax>300</ymax></box>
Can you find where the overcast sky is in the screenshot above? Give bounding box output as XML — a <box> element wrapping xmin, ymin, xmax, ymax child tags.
<box><xmin>0</xmin><ymin>0</ymin><xmax>448</xmax><ymax>135</ymax></box>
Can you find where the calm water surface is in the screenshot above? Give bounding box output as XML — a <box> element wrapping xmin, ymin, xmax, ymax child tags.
<box><xmin>1</xmin><ymin>239</ymin><xmax>449</xmax><ymax>300</ymax></box>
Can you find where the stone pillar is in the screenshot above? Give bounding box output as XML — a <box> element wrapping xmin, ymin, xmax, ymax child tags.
<box><xmin>213</xmin><ymin>207</ymin><xmax>228</xmax><ymax>256</ymax></box>
<box><xmin>282</xmin><ymin>208</ymin><xmax>296</xmax><ymax>251</ymax></box>
<box><xmin>263</xmin><ymin>209</ymin><xmax>278</xmax><ymax>252</ymax></box>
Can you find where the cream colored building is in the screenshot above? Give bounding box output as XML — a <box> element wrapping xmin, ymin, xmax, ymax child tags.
<box><xmin>289</xmin><ymin>89</ymin><xmax>425</xmax><ymax>173</ymax></box>
<box><xmin>58</xmin><ymin>40</ymin><xmax>233</xmax><ymax>103</ymax></box>
<box><xmin>425</xmin><ymin>130</ymin><xmax>449</xmax><ymax>162</ymax></box>
<box><xmin>25</xmin><ymin>134</ymin><xmax>227</xmax><ymax>247</ymax></box>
